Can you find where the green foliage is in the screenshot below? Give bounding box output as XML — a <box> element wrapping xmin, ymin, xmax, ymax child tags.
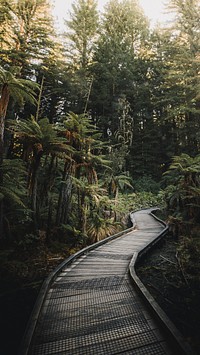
<box><xmin>66</xmin><ymin>0</ymin><xmax>99</xmax><ymax>68</ymax></box>
<box><xmin>133</xmin><ymin>175</ymin><xmax>160</xmax><ymax>194</ymax></box>
<box><xmin>48</xmin><ymin>240</ymin><xmax>71</xmax><ymax>255</ymax></box>
<box><xmin>1</xmin><ymin>7</ymin><xmax>200</xmax><ymax>352</ymax></box>
<box><xmin>162</xmin><ymin>153</ymin><xmax>200</xmax><ymax>243</ymax></box>
<box><xmin>0</xmin><ymin>159</ymin><xmax>30</xmax><ymax>232</ymax></box>
<box><xmin>0</xmin><ymin>67</ymin><xmax>38</xmax><ymax>106</ymax></box>
<box><xmin>128</xmin><ymin>192</ymin><xmax>164</xmax><ymax>211</ymax></box>
<box><xmin>113</xmin><ymin>191</ymin><xmax>164</xmax><ymax>216</ymax></box>
<box><xmin>0</xmin><ymin>0</ymin><xmax>55</xmax><ymax>68</ymax></box>
<box><xmin>163</xmin><ymin>154</ymin><xmax>200</xmax><ymax>230</ymax></box>
<box><xmin>177</xmin><ymin>234</ymin><xmax>200</xmax><ymax>286</ymax></box>
<box><xmin>160</xmin><ymin>0</ymin><xmax>200</xmax><ymax>156</ymax></box>
<box><xmin>16</xmin><ymin>233</ymin><xmax>41</xmax><ymax>254</ymax></box>
<box><xmin>0</xmin><ymin>260</ymin><xmax>29</xmax><ymax>283</ymax></box>
<box><xmin>64</xmin><ymin>0</ymin><xmax>99</xmax><ymax>112</ymax></box>
<box><xmin>0</xmin><ymin>0</ymin><xmax>199</xmax><ymax>258</ymax></box>
<box><xmin>87</xmin><ymin>214</ymin><xmax>121</xmax><ymax>243</ymax></box>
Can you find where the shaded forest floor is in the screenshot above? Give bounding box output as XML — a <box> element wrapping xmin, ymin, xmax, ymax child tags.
<box><xmin>1</xmin><ymin>233</ymin><xmax>200</xmax><ymax>355</ymax></box>
<box><xmin>136</xmin><ymin>233</ymin><xmax>200</xmax><ymax>355</ymax></box>
<box><xmin>0</xmin><ymin>240</ymin><xmax>79</xmax><ymax>355</ymax></box>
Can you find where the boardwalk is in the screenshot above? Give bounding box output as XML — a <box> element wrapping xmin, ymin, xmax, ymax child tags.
<box><xmin>21</xmin><ymin>209</ymin><xmax>191</xmax><ymax>355</ymax></box>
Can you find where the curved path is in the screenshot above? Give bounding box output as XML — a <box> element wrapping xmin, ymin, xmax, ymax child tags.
<box><xmin>21</xmin><ymin>209</ymin><xmax>192</xmax><ymax>355</ymax></box>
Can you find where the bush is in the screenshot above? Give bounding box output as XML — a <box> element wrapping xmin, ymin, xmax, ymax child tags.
<box><xmin>177</xmin><ymin>234</ymin><xmax>200</xmax><ymax>287</ymax></box>
<box><xmin>122</xmin><ymin>191</ymin><xmax>164</xmax><ymax>212</ymax></box>
<box><xmin>15</xmin><ymin>233</ymin><xmax>45</xmax><ymax>259</ymax></box>
<box><xmin>133</xmin><ymin>175</ymin><xmax>160</xmax><ymax>194</ymax></box>
<box><xmin>0</xmin><ymin>260</ymin><xmax>29</xmax><ymax>284</ymax></box>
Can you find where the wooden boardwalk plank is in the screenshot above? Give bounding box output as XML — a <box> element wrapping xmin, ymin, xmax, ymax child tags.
<box><xmin>22</xmin><ymin>209</ymin><xmax>190</xmax><ymax>355</ymax></box>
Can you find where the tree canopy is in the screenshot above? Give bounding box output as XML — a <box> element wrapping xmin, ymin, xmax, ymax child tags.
<box><xmin>0</xmin><ymin>0</ymin><xmax>199</xmax><ymax>243</ymax></box>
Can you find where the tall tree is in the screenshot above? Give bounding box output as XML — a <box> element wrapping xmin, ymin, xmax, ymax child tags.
<box><xmin>0</xmin><ymin>0</ymin><xmax>14</xmax><ymax>65</ymax></box>
<box><xmin>90</xmin><ymin>0</ymin><xmax>153</xmax><ymax>178</ymax></box>
<box><xmin>163</xmin><ymin>153</ymin><xmax>200</xmax><ymax>235</ymax></box>
<box><xmin>64</xmin><ymin>0</ymin><xmax>99</xmax><ymax>113</ymax></box>
<box><xmin>56</xmin><ymin>112</ymin><xmax>109</xmax><ymax>233</ymax></box>
<box><xmin>9</xmin><ymin>116</ymin><xmax>72</xmax><ymax>230</ymax></box>
<box><xmin>0</xmin><ymin>67</ymin><xmax>38</xmax><ymax>165</ymax></box>
<box><xmin>0</xmin><ymin>66</ymin><xmax>38</xmax><ymax>237</ymax></box>
<box><xmin>163</xmin><ymin>0</ymin><xmax>200</xmax><ymax>156</ymax></box>
<box><xmin>32</xmin><ymin>42</ymin><xmax>67</xmax><ymax>123</ymax></box>
<box><xmin>92</xmin><ymin>0</ymin><xmax>149</xmax><ymax>114</ymax></box>
<box><xmin>0</xmin><ymin>0</ymin><xmax>55</xmax><ymax>76</ymax></box>
<box><xmin>65</xmin><ymin>0</ymin><xmax>99</xmax><ymax>69</ymax></box>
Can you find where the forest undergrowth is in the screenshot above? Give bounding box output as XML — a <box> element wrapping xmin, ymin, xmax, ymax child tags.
<box><xmin>136</xmin><ymin>233</ymin><xmax>200</xmax><ymax>355</ymax></box>
<box><xmin>1</xmin><ymin>195</ymin><xmax>200</xmax><ymax>355</ymax></box>
<box><xmin>0</xmin><ymin>240</ymin><xmax>80</xmax><ymax>355</ymax></box>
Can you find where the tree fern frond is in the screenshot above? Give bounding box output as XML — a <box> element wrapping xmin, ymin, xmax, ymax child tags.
<box><xmin>0</xmin><ymin>186</ymin><xmax>26</xmax><ymax>207</ymax></box>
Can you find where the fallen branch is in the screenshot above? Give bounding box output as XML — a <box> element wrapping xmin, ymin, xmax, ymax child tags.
<box><xmin>160</xmin><ymin>255</ymin><xmax>176</xmax><ymax>264</ymax></box>
<box><xmin>175</xmin><ymin>251</ymin><xmax>190</xmax><ymax>288</ymax></box>
<box><xmin>48</xmin><ymin>257</ymin><xmax>63</xmax><ymax>261</ymax></box>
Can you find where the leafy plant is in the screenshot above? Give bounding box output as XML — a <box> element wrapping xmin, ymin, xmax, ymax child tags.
<box><xmin>87</xmin><ymin>213</ymin><xmax>121</xmax><ymax>243</ymax></box>
<box><xmin>133</xmin><ymin>175</ymin><xmax>160</xmax><ymax>194</ymax></box>
<box><xmin>163</xmin><ymin>153</ymin><xmax>200</xmax><ymax>235</ymax></box>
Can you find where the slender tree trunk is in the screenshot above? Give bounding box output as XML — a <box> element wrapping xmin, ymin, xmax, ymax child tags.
<box><xmin>56</xmin><ymin>162</ymin><xmax>72</xmax><ymax>225</ymax></box>
<box><xmin>78</xmin><ymin>190</ymin><xmax>86</xmax><ymax>234</ymax></box>
<box><xmin>35</xmin><ymin>75</ymin><xmax>44</xmax><ymax>122</ymax></box>
<box><xmin>114</xmin><ymin>187</ymin><xmax>119</xmax><ymax>222</ymax></box>
<box><xmin>61</xmin><ymin>176</ymin><xmax>72</xmax><ymax>223</ymax></box>
<box><xmin>31</xmin><ymin>177</ymin><xmax>38</xmax><ymax>230</ymax></box>
<box><xmin>28</xmin><ymin>145</ymin><xmax>43</xmax><ymax>231</ymax></box>
<box><xmin>84</xmin><ymin>76</ymin><xmax>93</xmax><ymax>114</ymax></box>
<box><xmin>0</xmin><ymin>84</ymin><xmax>9</xmax><ymax>167</ymax></box>
<box><xmin>0</xmin><ymin>84</ymin><xmax>10</xmax><ymax>239</ymax></box>
<box><xmin>46</xmin><ymin>197</ymin><xmax>53</xmax><ymax>243</ymax></box>
<box><xmin>82</xmin><ymin>195</ymin><xmax>86</xmax><ymax>235</ymax></box>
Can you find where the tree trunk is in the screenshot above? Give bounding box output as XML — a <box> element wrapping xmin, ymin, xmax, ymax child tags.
<box><xmin>0</xmin><ymin>84</ymin><xmax>10</xmax><ymax>239</ymax></box>
<box><xmin>35</xmin><ymin>75</ymin><xmax>44</xmax><ymax>122</ymax></box>
<box><xmin>28</xmin><ymin>145</ymin><xmax>43</xmax><ymax>231</ymax></box>
<box><xmin>31</xmin><ymin>177</ymin><xmax>38</xmax><ymax>230</ymax></box>
<box><xmin>46</xmin><ymin>197</ymin><xmax>53</xmax><ymax>243</ymax></box>
<box><xmin>114</xmin><ymin>187</ymin><xmax>119</xmax><ymax>222</ymax></box>
<box><xmin>78</xmin><ymin>190</ymin><xmax>87</xmax><ymax>234</ymax></box>
<box><xmin>56</xmin><ymin>162</ymin><xmax>72</xmax><ymax>226</ymax></box>
<box><xmin>0</xmin><ymin>84</ymin><xmax>9</xmax><ymax>167</ymax></box>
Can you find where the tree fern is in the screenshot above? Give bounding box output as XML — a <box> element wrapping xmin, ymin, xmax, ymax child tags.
<box><xmin>163</xmin><ymin>153</ymin><xmax>200</xmax><ymax>234</ymax></box>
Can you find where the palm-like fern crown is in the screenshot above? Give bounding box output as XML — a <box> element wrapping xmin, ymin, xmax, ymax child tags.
<box><xmin>0</xmin><ymin>66</ymin><xmax>39</xmax><ymax>107</ymax></box>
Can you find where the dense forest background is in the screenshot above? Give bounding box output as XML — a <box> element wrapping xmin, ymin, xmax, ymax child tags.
<box><xmin>0</xmin><ymin>0</ymin><xmax>200</xmax><ymax>353</ymax></box>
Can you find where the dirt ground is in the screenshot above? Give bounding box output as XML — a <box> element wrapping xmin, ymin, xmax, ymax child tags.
<box><xmin>136</xmin><ymin>233</ymin><xmax>200</xmax><ymax>355</ymax></box>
